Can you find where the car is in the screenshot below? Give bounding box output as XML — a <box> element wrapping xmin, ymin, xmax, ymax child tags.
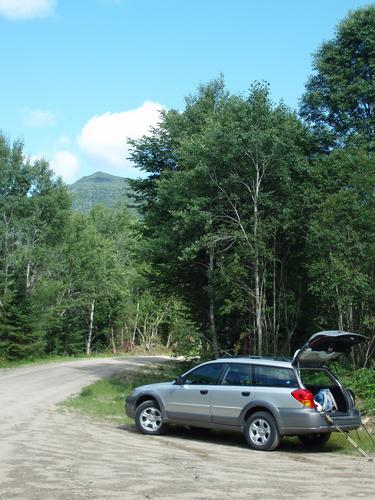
<box><xmin>125</xmin><ymin>330</ymin><xmax>365</xmax><ymax>451</ymax></box>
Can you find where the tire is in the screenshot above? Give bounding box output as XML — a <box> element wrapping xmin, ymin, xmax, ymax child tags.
<box><xmin>298</xmin><ymin>432</ymin><xmax>331</xmax><ymax>447</ymax></box>
<box><xmin>244</xmin><ymin>411</ymin><xmax>281</xmax><ymax>451</ymax></box>
<box><xmin>134</xmin><ymin>400</ymin><xmax>167</xmax><ymax>435</ymax></box>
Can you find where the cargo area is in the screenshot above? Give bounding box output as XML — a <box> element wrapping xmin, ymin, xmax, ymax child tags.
<box><xmin>299</xmin><ymin>368</ymin><xmax>349</xmax><ymax>413</ymax></box>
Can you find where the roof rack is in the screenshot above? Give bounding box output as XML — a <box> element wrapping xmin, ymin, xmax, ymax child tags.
<box><xmin>219</xmin><ymin>355</ymin><xmax>292</xmax><ymax>362</ymax></box>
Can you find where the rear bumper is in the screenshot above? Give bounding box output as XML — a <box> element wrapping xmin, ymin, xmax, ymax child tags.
<box><xmin>279</xmin><ymin>408</ymin><xmax>361</xmax><ymax>435</ymax></box>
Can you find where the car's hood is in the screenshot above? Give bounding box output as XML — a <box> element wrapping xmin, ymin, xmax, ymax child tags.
<box><xmin>134</xmin><ymin>381</ymin><xmax>174</xmax><ymax>393</ymax></box>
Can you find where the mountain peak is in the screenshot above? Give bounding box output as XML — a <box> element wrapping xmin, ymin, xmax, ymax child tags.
<box><xmin>69</xmin><ymin>171</ymin><xmax>133</xmax><ymax>213</ymax></box>
<box><xmin>88</xmin><ymin>171</ymin><xmax>122</xmax><ymax>178</ymax></box>
<box><xmin>73</xmin><ymin>171</ymin><xmax>125</xmax><ymax>184</ymax></box>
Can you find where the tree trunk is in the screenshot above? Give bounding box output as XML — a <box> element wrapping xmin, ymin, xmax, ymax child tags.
<box><xmin>26</xmin><ymin>261</ymin><xmax>31</xmax><ymax>291</ymax></box>
<box><xmin>253</xmin><ymin>166</ymin><xmax>263</xmax><ymax>356</ymax></box>
<box><xmin>272</xmin><ymin>251</ymin><xmax>277</xmax><ymax>356</ymax></box>
<box><xmin>86</xmin><ymin>299</ymin><xmax>95</xmax><ymax>356</ymax></box>
<box><xmin>120</xmin><ymin>326</ymin><xmax>125</xmax><ymax>352</ymax></box>
<box><xmin>166</xmin><ymin>331</ymin><xmax>172</xmax><ymax>349</ymax></box>
<box><xmin>3</xmin><ymin>214</ymin><xmax>11</xmax><ymax>295</ymax></box>
<box><xmin>335</xmin><ymin>284</ymin><xmax>344</xmax><ymax>331</ymax></box>
<box><xmin>132</xmin><ymin>301</ymin><xmax>140</xmax><ymax>345</ymax></box>
<box><xmin>110</xmin><ymin>325</ymin><xmax>116</xmax><ymax>355</ymax></box>
<box><xmin>208</xmin><ymin>246</ymin><xmax>219</xmax><ymax>358</ymax></box>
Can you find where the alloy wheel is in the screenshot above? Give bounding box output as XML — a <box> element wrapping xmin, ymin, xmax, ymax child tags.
<box><xmin>249</xmin><ymin>417</ymin><xmax>271</xmax><ymax>446</ymax></box>
<box><xmin>139</xmin><ymin>406</ymin><xmax>162</xmax><ymax>432</ymax></box>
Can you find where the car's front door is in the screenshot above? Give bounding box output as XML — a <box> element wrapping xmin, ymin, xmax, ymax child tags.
<box><xmin>165</xmin><ymin>363</ymin><xmax>224</xmax><ymax>423</ymax></box>
<box><xmin>210</xmin><ymin>363</ymin><xmax>254</xmax><ymax>426</ymax></box>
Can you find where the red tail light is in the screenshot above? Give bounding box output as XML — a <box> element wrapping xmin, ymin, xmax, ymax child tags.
<box><xmin>291</xmin><ymin>389</ymin><xmax>315</xmax><ymax>408</ymax></box>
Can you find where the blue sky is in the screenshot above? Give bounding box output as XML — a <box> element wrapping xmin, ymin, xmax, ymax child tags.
<box><xmin>0</xmin><ymin>0</ymin><xmax>371</xmax><ymax>182</ymax></box>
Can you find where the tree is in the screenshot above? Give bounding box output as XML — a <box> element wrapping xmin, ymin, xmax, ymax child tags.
<box><xmin>129</xmin><ymin>78</ymin><xmax>230</xmax><ymax>356</ymax></box>
<box><xmin>305</xmin><ymin>146</ymin><xmax>375</xmax><ymax>366</ymax></box>
<box><xmin>0</xmin><ymin>134</ymin><xmax>71</xmax><ymax>360</ymax></box>
<box><xmin>130</xmin><ymin>79</ymin><xmax>310</xmax><ymax>356</ymax></box>
<box><xmin>300</xmin><ymin>5</ymin><xmax>375</xmax><ymax>147</ymax></box>
<box><xmin>190</xmin><ymin>83</ymin><xmax>309</xmax><ymax>355</ymax></box>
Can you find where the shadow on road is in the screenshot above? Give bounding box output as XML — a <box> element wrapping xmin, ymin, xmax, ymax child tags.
<box><xmin>117</xmin><ymin>423</ymin><xmax>342</xmax><ymax>454</ymax></box>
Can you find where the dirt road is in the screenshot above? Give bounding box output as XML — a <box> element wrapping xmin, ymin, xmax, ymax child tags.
<box><xmin>0</xmin><ymin>357</ymin><xmax>374</xmax><ymax>499</ymax></box>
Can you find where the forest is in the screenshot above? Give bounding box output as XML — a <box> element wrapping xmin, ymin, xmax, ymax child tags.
<box><xmin>0</xmin><ymin>6</ymin><xmax>374</xmax><ymax>366</ymax></box>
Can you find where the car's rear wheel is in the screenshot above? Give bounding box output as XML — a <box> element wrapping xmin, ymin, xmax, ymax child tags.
<box><xmin>298</xmin><ymin>432</ymin><xmax>331</xmax><ymax>447</ymax></box>
<box><xmin>135</xmin><ymin>400</ymin><xmax>167</xmax><ymax>435</ymax></box>
<box><xmin>245</xmin><ymin>411</ymin><xmax>280</xmax><ymax>451</ymax></box>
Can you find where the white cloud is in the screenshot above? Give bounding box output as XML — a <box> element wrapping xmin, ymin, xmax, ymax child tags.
<box><xmin>57</xmin><ymin>135</ymin><xmax>70</xmax><ymax>146</ymax></box>
<box><xmin>0</xmin><ymin>0</ymin><xmax>55</xmax><ymax>19</ymax></box>
<box><xmin>77</xmin><ymin>101</ymin><xmax>164</xmax><ymax>176</ymax></box>
<box><xmin>50</xmin><ymin>150</ymin><xmax>80</xmax><ymax>183</ymax></box>
<box><xmin>24</xmin><ymin>108</ymin><xmax>57</xmax><ymax>127</ymax></box>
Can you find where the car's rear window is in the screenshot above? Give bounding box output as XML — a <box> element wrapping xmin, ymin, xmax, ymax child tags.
<box><xmin>253</xmin><ymin>365</ymin><xmax>298</xmax><ymax>388</ymax></box>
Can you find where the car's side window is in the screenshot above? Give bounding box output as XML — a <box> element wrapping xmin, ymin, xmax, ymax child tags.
<box><xmin>253</xmin><ymin>366</ymin><xmax>298</xmax><ymax>388</ymax></box>
<box><xmin>221</xmin><ymin>364</ymin><xmax>252</xmax><ymax>386</ymax></box>
<box><xmin>183</xmin><ymin>363</ymin><xmax>224</xmax><ymax>385</ymax></box>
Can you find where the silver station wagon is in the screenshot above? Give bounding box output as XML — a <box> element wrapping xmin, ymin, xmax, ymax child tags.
<box><xmin>126</xmin><ymin>331</ymin><xmax>365</xmax><ymax>451</ymax></box>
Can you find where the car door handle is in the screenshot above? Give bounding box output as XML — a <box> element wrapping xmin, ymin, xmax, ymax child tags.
<box><xmin>200</xmin><ymin>390</ymin><xmax>208</xmax><ymax>395</ymax></box>
<box><xmin>241</xmin><ymin>391</ymin><xmax>250</xmax><ymax>397</ymax></box>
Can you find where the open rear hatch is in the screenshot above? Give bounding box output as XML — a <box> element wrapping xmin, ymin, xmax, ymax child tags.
<box><xmin>293</xmin><ymin>330</ymin><xmax>366</xmax><ymax>367</ymax></box>
<box><xmin>294</xmin><ymin>331</ymin><xmax>366</xmax><ymax>416</ymax></box>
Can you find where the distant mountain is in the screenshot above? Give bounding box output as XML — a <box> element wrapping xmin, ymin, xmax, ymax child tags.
<box><xmin>69</xmin><ymin>171</ymin><xmax>135</xmax><ymax>214</ymax></box>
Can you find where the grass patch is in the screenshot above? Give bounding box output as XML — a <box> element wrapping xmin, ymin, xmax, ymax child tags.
<box><xmin>329</xmin><ymin>429</ymin><xmax>375</xmax><ymax>455</ymax></box>
<box><xmin>282</xmin><ymin>429</ymin><xmax>375</xmax><ymax>455</ymax></box>
<box><xmin>63</xmin><ymin>377</ymin><xmax>130</xmax><ymax>422</ymax></box>
<box><xmin>62</xmin><ymin>360</ymin><xmax>190</xmax><ymax>425</ymax></box>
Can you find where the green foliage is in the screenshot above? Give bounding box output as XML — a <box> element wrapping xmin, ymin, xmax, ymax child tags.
<box><xmin>305</xmin><ymin>146</ymin><xmax>375</xmax><ymax>355</ymax></box>
<box><xmin>0</xmin><ymin>297</ymin><xmax>45</xmax><ymax>360</ymax></box>
<box><xmin>301</xmin><ymin>5</ymin><xmax>375</xmax><ymax>146</ymax></box>
<box><xmin>130</xmin><ymin>78</ymin><xmax>311</xmax><ymax>356</ymax></box>
<box><xmin>0</xmin><ymin>135</ymin><xmax>71</xmax><ymax>359</ymax></box>
<box><xmin>0</xmin><ymin>134</ymin><xmax>193</xmax><ymax>360</ymax></box>
<box><xmin>334</xmin><ymin>364</ymin><xmax>375</xmax><ymax>412</ymax></box>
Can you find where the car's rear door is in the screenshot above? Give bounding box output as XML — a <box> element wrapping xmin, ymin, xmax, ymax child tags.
<box><xmin>210</xmin><ymin>363</ymin><xmax>254</xmax><ymax>426</ymax></box>
<box><xmin>165</xmin><ymin>362</ymin><xmax>224</xmax><ymax>424</ymax></box>
<box><xmin>293</xmin><ymin>330</ymin><xmax>366</xmax><ymax>367</ymax></box>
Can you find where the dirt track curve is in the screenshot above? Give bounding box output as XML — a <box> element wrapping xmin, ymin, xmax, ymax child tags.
<box><xmin>0</xmin><ymin>356</ymin><xmax>374</xmax><ymax>500</ymax></box>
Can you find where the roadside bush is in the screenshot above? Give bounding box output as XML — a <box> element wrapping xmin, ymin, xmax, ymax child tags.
<box><xmin>333</xmin><ymin>363</ymin><xmax>375</xmax><ymax>412</ymax></box>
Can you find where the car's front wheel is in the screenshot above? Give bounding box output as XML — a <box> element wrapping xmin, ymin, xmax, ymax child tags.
<box><xmin>135</xmin><ymin>400</ymin><xmax>167</xmax><ymax>435</ymax></box>
<box><xmin>298</xmin><ymin>432</ymin><xmax>331</xmax><ymax>447</ymax></box>
<box><xmin>244</xmin><ymin>411</ymin><xmax>280</xmax><ymax>451</ymax></box>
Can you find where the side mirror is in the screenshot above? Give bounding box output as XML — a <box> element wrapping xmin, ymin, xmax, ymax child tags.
<box><xmin>174</xmin><ymin>375</ymin><xmax>183</xmax><ymax>385</ymax></box>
